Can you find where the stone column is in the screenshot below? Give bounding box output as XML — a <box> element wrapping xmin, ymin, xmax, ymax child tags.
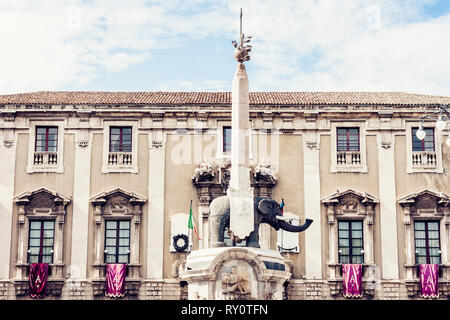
<box><xmin>364</xmin><ymin>205</ymin><xmax>375</xmax><ymax>264</ymax></box>
<box><xmin>228</xmin><ymin>62</ymin><xmax>254</xmax><ymax>240</ymax></box>
<box><xmin>147</xmin><ymin>130</ymin><xmax>166</xmax><ymax>279</ymax></box>
<box><xmin>0</xmin><ymin>128</ymin><xmax>16</xmax><ymax>280</ymax></box>
<box><xmin>302</xmin><ymin>130</ymin><xmax>322</xmax><ymax>279</ymax></box>
<box><xmin>71</xmin><ymin>130</ymin><xmax>92</xmax><ymax>279</ymax></box>
<box><xmin>377</xmin><ymin>132</ymin><xmax>399</xmax><ymax>279</ymax></box>
<box><xmin>326</xmin><ymin>205</ymin><xmax>337</xmax><ymax>279</ymax></box>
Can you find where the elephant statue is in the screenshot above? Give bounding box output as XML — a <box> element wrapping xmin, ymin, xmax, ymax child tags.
<box><xmin>209</xmin><ymin>196</ymin><xmax>313</xmax><ymax>248</ymax></box>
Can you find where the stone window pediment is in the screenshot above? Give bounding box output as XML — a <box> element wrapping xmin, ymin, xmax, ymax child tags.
<box><xmin>15</xmin><ymin>188</ymin><xmax>71</xmax><ymax>224</ymax></box>
<box><xmin>322</xmin><ymin>189</ymin><xmax>378</xmax><ymax>224</ymax></box>
<box><xmin>91</xmin><ymin>188</ymin><xmax>146</xmax><ymax>223</ymax></box>
<box><xmin>398</xmin><ymin>190</ymin><xmax>450</xmax><ymax>224</ymax></box>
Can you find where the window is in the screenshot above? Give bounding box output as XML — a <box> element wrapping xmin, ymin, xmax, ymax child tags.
<box><xmin>102</xmin><ymin>122</ymin><xmax>138</xmax><ymax>173</ymax></box>
<box><xmin>331</xmin><ymin>124</ymin><xmax>366</xmax><ymax>172</ymax></box>
<box><xmin>27</xmin><ymin>220</ymin><xmax>54</xmax><ymax>264</ymax></box>
<box><xmin>337</xmin><ymin>128</ymin><xmax>360</xmax><ymax>152</ymax></box>
<box><xmin>110</xmin><ymin>127</ymin><xmax>132</xmax><ymax>152</ymax></box>
<box><xmin>104</xmin><ymin>220</ymin><xmax>130</xmax><ymax>264</ymax></box>
<box><xmin>414</xmin><ymin>221</ymin><xmax>441</xmax><ymax>264</ymax></box>
<box><xmin>35</xmin><ymin>127</ymin><xmax>58</xmax><ymax>152</ymax></box>
<box><xmin>338</xmin><ymin>220</ymin><xmax>364</xmax><ymax>264</ymax></box>
<box><xmin>223</xmin><ymin>126</ymin><xmax>231</xmax><ymax>154</ymax></box>
<box><xmin>412</xmin><ymin>128</ymin><xmax>435</xmax><ymax>152</ymax></box>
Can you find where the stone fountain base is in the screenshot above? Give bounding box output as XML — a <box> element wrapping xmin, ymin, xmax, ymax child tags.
<box><xmin>180</xmin><ymin>247</ymin><xmax>291</xmax><ymax>300</ymax></box>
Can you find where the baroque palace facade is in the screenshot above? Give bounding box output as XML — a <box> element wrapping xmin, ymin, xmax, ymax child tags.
<box><xmin>0</xmin><ymin>91</ymin><xmax>449</xmax><ymax>300</ymax></box>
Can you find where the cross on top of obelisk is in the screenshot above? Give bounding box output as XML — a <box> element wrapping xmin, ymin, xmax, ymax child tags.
<box><xmin>232</xmin><ymin>8</ymin><xmax>252</xmax><ymax>63</ymax></box>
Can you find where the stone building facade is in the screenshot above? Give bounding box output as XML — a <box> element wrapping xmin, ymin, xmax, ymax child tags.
<box><xmin>0</xmin><ymin>91</ymin><xmax>449</xmax><ymax>300</ymax></box>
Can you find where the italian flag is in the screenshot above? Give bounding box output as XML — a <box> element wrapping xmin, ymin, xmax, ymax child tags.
<box><xmin>188</xmin><ymin>201</ymin><xmax>201</xmax><ymax>240</ymax></box>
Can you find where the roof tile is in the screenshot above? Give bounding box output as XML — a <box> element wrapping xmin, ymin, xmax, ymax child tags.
<box><xmin>0</xmin><ymin>91</ymin><xmax>449</xmax><ymax>106</ymax></box>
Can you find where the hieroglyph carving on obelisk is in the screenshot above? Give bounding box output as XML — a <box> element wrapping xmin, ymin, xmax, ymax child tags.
<box><xmin>228</xmin><ymin>9</ymin><xmax>255</xmax><ymax>240</ymax></box>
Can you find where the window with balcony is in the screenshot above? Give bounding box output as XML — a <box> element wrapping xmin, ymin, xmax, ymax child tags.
<box><xmin>102</xmin><ymin>122</ymin><xmax>138</xmax><ymax>173</ymax></box>
<box><xmin>90</xmin><ymin>189</ymin><xmax>146</xmax><ymax>296</ymax></box>
<box><xmin>336</xmin><ymin>128</ymin><xmax>361</xmax><ymax>166</ymax></box>
<box><xmin>27</xmin><ymin>122</ymin><xmax>65</xmax><ymax>173</ymax></box>
<box><xmin>411</xmin><ymin>127</ymin><xmax>437</xmax><ymax>167</ymax></box>
<box><xmin>108</xmin><ymin>127</ymin><xmax>133</xmax><ymax>166</ymax></box>
<box><xmin>414</xmin><ymin>221</ymin><xmax>441</xmax><ymax>265</ymax></box>
<box><xmin>406</xmin><ymin>123</ymin><xmax>443</xmax><ymax>173</ymax></box>
<box><xmin>330</xmin><ymin>123</ymin><xmax>367</xmax><ymax>173</ymax></box>
<box><xmin>13</xmin><ymin>188</ymin><xmax>70</xmax><ymax>296</ymax></box>
<box><xmin>34</xmin><ymin>127</ymin><xmax>58</xmax><ymax>166</ymax></box>
<box><xmin>28</xmin><ymin>220</ymin><xmax>55</xmax><ymax>264</ymax></box>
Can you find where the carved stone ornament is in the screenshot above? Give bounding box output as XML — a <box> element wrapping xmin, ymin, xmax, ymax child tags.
<box><xmin>253</xmin><ymin>160</ymin><xmax>278</xmax><ymax>184</ymax></box>
<box><xmin>192</xmin><ymin>160</ymin><xmax>215</xmax><ymax>185</ymax></box>
<box><xmin>221</xmin><ymin>264</ymin><xmax>252</xmax><ymax>300</ymax></box>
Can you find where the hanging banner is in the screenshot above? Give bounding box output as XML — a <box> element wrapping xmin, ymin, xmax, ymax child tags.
<box><xmin>420</xmin><ymin>264</ymin><xmax>439</xmax><ymax>298</ymax></box>
<box><xmin>105</xmin><ymin>264</ymin><xmax>127</xmax><ymax>298</ymax></box>
<box><xmin>29</xmin><ymin>263</ymin><xmax>49</xmax><ymax>298</ymax></box>
<box><xmin>342</xmin><ymin>264</ymin><xmax>363</xmax><ymax>298</ymax></box>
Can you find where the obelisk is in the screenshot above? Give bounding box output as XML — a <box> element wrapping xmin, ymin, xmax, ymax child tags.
<box><xmin>228</xmin><ymin>9</ymin><xmax>254</xmax><ymax>241</ymax></box>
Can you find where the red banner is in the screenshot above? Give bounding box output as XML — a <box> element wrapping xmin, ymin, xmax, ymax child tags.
<box><xmin>420</xmin><ymin>264</ymin><xmax>439</xmax><ymax>298</ymax></box>
<box><xmin>29</xmin><ymin>263</ymin><xmax>49</xmax><ymax>298</ymax></box>
<box><xmin>342</xmin><ymin>264</ymin><xmax>363</xmax><ymax>298</ymax></box>
<box><xmin>105</xmin><ymin>264</ymin><xmax>127</xmax><ymax>298</ymax></box>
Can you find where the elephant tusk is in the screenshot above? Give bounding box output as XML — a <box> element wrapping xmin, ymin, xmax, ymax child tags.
<box><xmin>276</xmin><ymin>216</ymin><xmax>294</xmax><ymax>221</ymax></box>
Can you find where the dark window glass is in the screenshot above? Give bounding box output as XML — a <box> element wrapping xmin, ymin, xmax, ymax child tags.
<box><xmin>337</xmin><ymin>128</ymin><xmax>360</xmax><ymax>152</ymax></box>
<box><xmin>35</xmin><ymin>127</ymin><xmax>58</xmax><ymax>152</ymax></box>
<box><xmin>223</xmin><ymin>126</ymin><xmax>231</xmax><ymax>154</ymax></box>
<box><xmin>104</xmin><ymin>220</ymin><xmax>130</xmax><ymax>264</ymax></box>
<box><xmin>28</xmin><ymin>220</ymin><xmax>54</xmax><ymax>264</ymax></box>
<box><xmin>412</xmin><ymin>128</ymin><xmax>435</xmax><ymax>152</ymax></box>
<box><xmin>338</xmin><ymin>220</ymin><xmax>364</xmax><ymax>264</ymax></box>
<box><xmin>109</xmin><ymin>127</ymin><xmax>132</xmax><ymax>152</ymax></box>
<box><xmin>414</xmin><ymin>221</ymin><xmax>441</xmax><ymax>264</ymax></box>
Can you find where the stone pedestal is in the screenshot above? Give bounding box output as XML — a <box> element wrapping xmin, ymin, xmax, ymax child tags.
<box><xmin>180</xmin><ymin>247</ymin><xmax>291</xmax><ymax>300</ymax></box>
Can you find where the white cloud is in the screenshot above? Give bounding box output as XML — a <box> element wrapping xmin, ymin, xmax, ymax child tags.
<box><xmin>0</xmin><ymin>0</ymin><xmax>449</xmax><ymax>96</ymax></box>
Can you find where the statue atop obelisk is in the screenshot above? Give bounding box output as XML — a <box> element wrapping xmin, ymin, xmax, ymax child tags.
<box><xmin>228</xmin><ymin>9</ymin><xmax>254</xmax><ymax>241</ymax></box>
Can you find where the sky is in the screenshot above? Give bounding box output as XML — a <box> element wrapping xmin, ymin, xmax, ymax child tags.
<box><xmin>1</xmin><ymin>0</ymin><xmax>450</xmax><ymax>95</ymax></box>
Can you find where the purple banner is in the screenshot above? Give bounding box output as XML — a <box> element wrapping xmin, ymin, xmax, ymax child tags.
<box><xmin>29</xmin><ymin>263</ymin><xmax>49</xmax><ymax>298</ymax></box>
<box><xmin>420</xmin><ymin>264</ymin><xmax>439</xmax><ymax>298</ymax></box>
<box><xmin>342</xmin><ymin>264</ymin><xmax>363</xmax><ymax>298</ymax></box>
<box><xmin>105</xmin><ymin>264</ymin><xmax>127</xmax><ymax>298</ymax></box>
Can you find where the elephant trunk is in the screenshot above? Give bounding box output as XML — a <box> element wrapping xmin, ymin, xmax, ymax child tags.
<box><xmin>278</xmin><ymin>218</ymin><xmax>313</xmax><ymax>232</ymax></box>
